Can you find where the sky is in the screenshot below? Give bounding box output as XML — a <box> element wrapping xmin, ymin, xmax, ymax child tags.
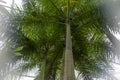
<box><xmin>1</xmin><ymin>0</ymin><xmax>120</xmax><ymax>80</ymax></box>
<box><xmin>1</xmin><ymin>0</ymin><xmax>22</xmax><ymax>7</ymax></box>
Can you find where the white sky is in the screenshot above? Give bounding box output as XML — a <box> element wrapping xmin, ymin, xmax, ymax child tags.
<box><xmin>2</xmin><ymin>0</ymin><xmax>22</xmax><ymax>6</ymax></box>
<box><xmin>1</xmin><ymin>0</ymin><xmax>120</xmax><ymax>80</ymax></box>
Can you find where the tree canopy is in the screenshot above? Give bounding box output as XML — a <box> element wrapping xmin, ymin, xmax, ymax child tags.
<box><xmin>0</xmin><ymin>0</ymin><xmax>120</xmax><ymax>80</ymax></box>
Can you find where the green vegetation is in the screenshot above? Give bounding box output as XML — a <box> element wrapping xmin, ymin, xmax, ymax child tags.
<box><xmin>0</xmin><ymin>0</ymin><xmax>120</xmax><ymax>80</ymax></box>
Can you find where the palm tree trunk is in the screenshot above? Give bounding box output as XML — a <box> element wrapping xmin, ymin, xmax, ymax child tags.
<box><xmin>105</xmin><ymin>28</ymin><xmax>120</xmax><ymax>48</ymax></box>
<box><xmin>63</xmin><ymin>0</ymin><xmax>75</xmax><ymax>79</ymax></box>
<box><xmin>40</xmin><ymin>57</ymin><xmax>47</xmax><ymax>80</ymax></box>
<box><xmin>63</xmin><ymin>23</ymin><xmax>75</xmax><ymax>80</ymax></box>
<box><xmin>40</xmin><ymin>48</ymin><xmax>48</xmax><ymax>80</ymax></box>
<box><xmin>52</xmin><ymin>68</ymin><xmax>56</xmax><ymax>80</ymax></box>
<box><xmin>61</xmin><ymin>54</ymin><xmax>64</xmax><ymax>80</ymax></box>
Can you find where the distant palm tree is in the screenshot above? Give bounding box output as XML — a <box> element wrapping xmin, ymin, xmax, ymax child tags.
<box><xmin>0</xmin><ymin>0</ymin><xmax>23</xmax><ymax>79</ymax></box>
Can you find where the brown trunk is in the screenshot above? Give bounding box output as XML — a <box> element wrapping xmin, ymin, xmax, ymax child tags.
<box><xmin>40</xmin><ymin>56</ymin><xmax>47</xmax><ymax>80</ymax></box>
<box><xmin>63</xmin><ymin>23</ymin><xmax>75</xmax><ymax>80</ymax></box>
<box><xmin>40</xmin><ymin>48</ymin><xmax>48</xmax><ymax>80</ymax></box>
<box><xmin>52</xmin><ymin>68</ymin><xmax>56</xmax><ymax>80</ymax></box>
<box><xmin>61</xmin><ymin>54</ymin><xmax>64</xmax><ymax>80</ymax></box>
<box><xmin>63</xmin><ymin>0</ymin><xmax>75</xmax><ymax>80</ymax></box>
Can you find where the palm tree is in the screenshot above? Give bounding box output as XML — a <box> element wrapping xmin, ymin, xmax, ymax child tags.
<box><xmin>63</xmin><ymin>0</ymin><xmax>75</xmax><ymax>80</ymax></box>
<box><xmin>99</xmin><ymin>0</ymin><xmax>120</xmax><ymax>55</ymax></box>
<box><xmin>0</xmin><ymin>0</ymin><xmax>25</xmax><ymax>79</ymax></box>
<box><xmin>18</xmin><ymin>0</ymin><xmax>116</xmax><ymax>80</ymax></box>
<box><xmin>1</xmin><ymin>0</ymin><xmax>120</xmax><ymax>80</ymax></box>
